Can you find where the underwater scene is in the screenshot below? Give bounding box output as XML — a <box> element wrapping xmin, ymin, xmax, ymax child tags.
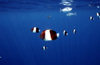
<box><xmin>0</xmin><ymin>0</ymin><xmax>100</xmax><ymax>65</ymax></box>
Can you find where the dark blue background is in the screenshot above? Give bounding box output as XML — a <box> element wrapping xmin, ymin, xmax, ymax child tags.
<box><xmin>0</xmin><ymin>0</ymin><xmax>100</xmax><ymax>65</ymax></box>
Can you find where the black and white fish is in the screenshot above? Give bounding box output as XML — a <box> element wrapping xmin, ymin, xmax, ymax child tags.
<box><xmin>90</xmin><ymin>16</ymin><xmax>94</xmax><ymax>21</ymax></box>
<box><xmin>40</xmin><ymin>29</ymin><xmax>59</xmax><ymax>41</ymax></box>
<box><xmin>63</xmin><ymin>30</ymin><xmax>68</xmax><ymax>36</ymax></box>
<box><xmin>96</xmin><ymin>12</ymin><xmax>100</xmax><ymax>17</ymax></box>
<box><xmin>31</xmin><ymin>27</ymin><xmax>40</xmax><ymax>33</ymax></box>
<box><xmin>73</xmin><ymin>28</ymin><xmax>76</xmax><ymax>34</ymax></box>
<box><xmin>42</xmin><ymin>46</ymin><xmax>47</xmax><ymax>51</ymax></box>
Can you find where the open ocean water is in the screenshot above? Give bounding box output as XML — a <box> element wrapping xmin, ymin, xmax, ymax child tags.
<box><xmin>0</xmin><ymin>0</ymin><xmax>100</xmax><ymax>65</ymax></box>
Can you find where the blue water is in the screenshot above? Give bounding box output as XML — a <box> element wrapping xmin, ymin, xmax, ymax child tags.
<box><xmin>0</xmin><ymin>0</ymin><xmax>100</xmax><ymax>65</ymax></box>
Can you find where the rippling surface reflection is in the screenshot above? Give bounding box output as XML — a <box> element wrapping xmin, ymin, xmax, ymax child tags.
<box><xmin>0</xmin><ymin>0</ymin><xmax>100</xmax><ymax>11</ymax></box>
